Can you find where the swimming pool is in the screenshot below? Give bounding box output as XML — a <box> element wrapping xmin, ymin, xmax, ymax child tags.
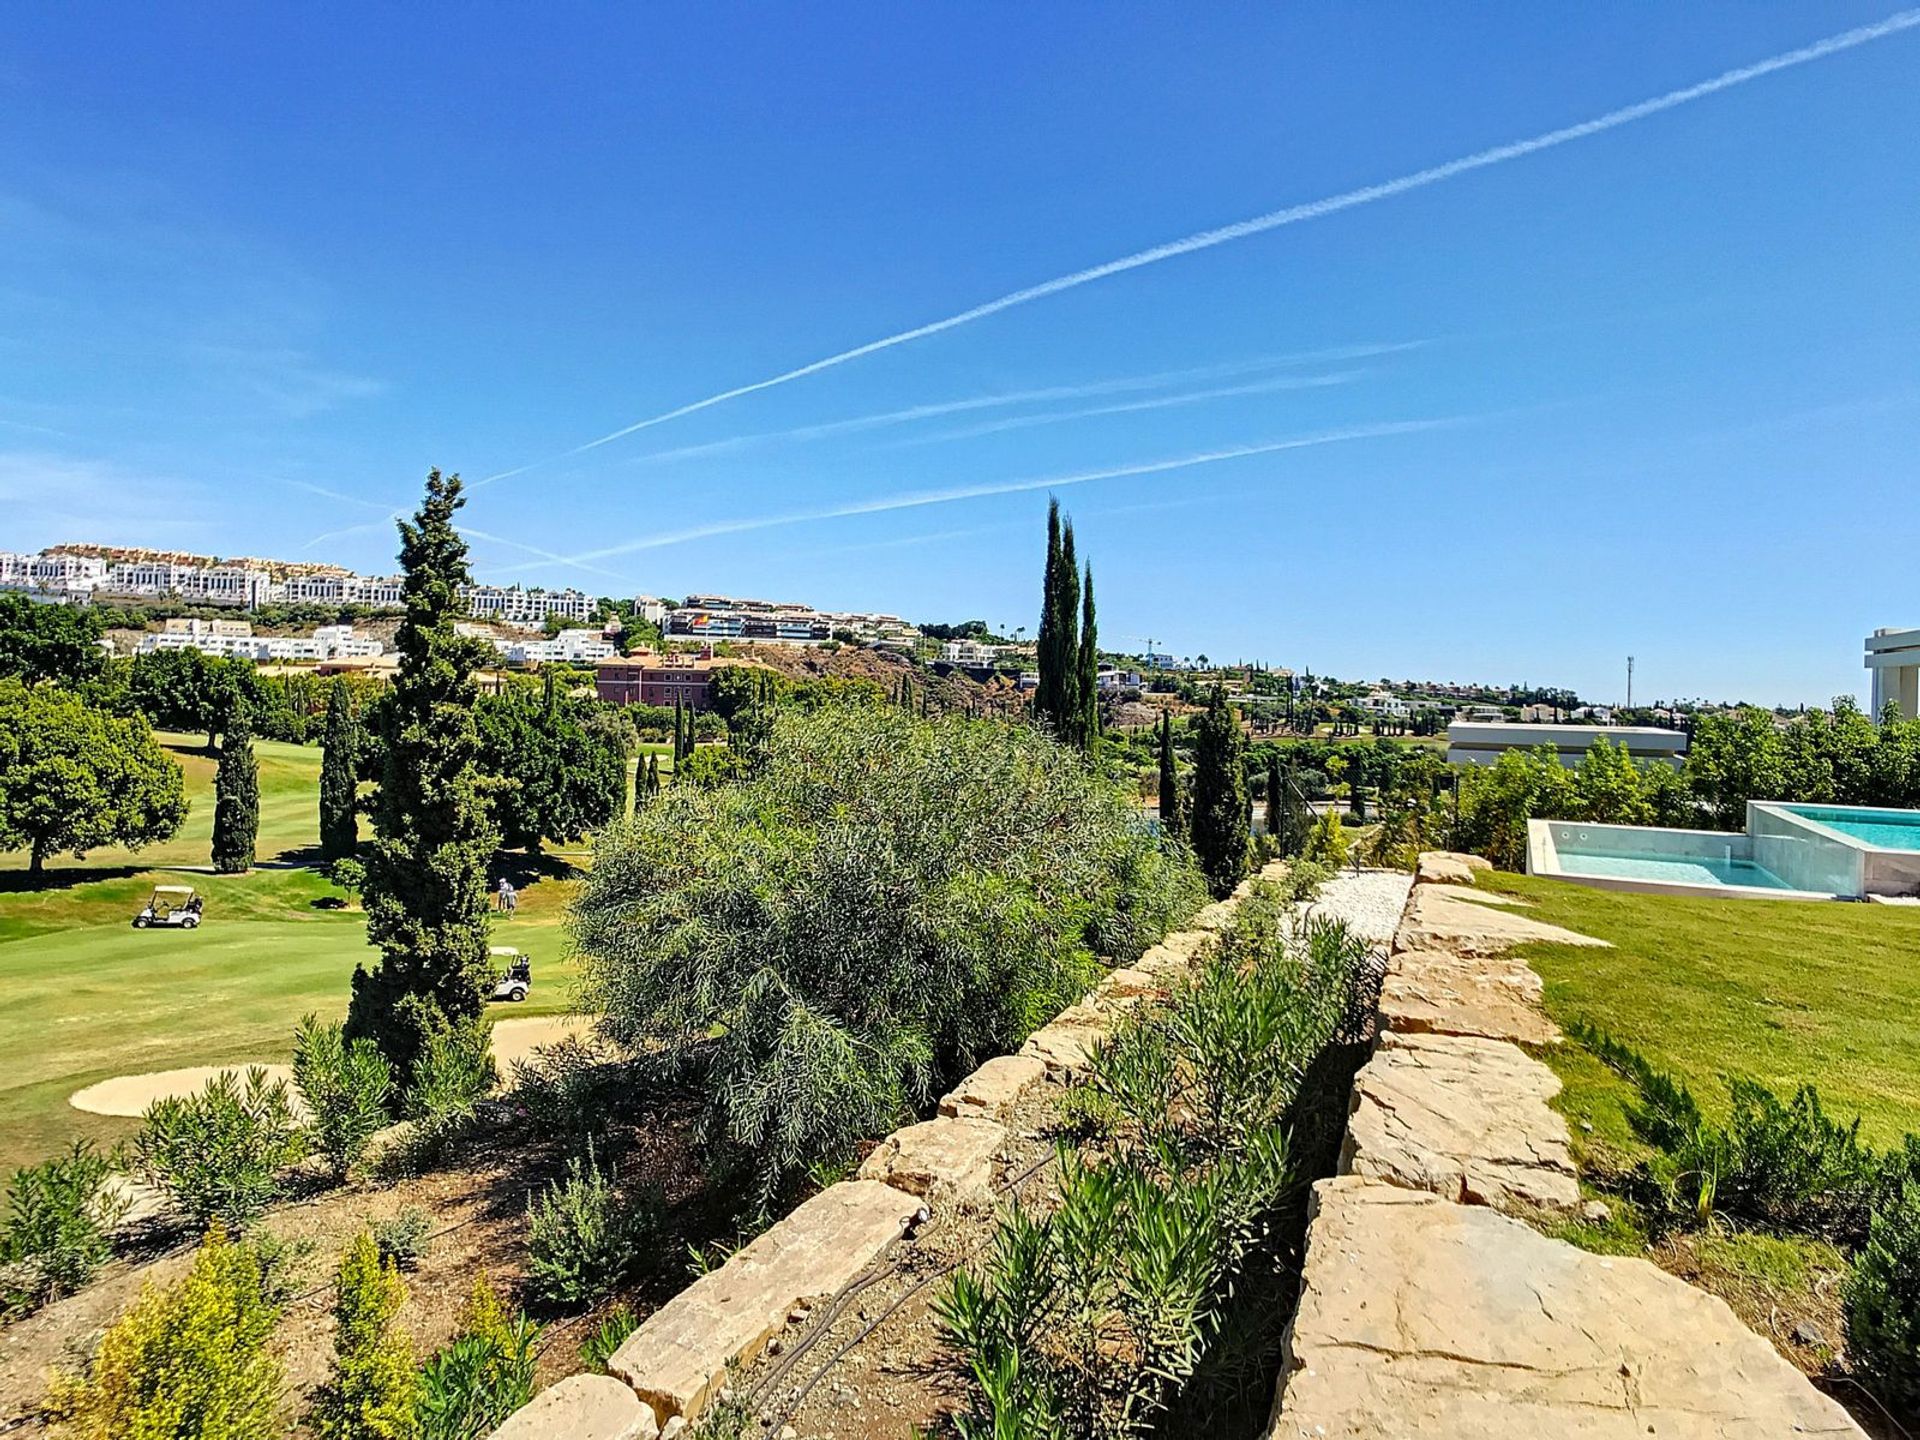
<box><xmin>1554</xmin><ymin>850</ymin><xmax>1796</xmax><ymax>890</ymax></box>
<box><xmin>1777</xmin><ymin>805</ymin><xmax>1920</xmax><ymax>852</ymax></box>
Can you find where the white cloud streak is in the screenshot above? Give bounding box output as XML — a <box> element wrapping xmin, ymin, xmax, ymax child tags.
<box><xmin>456</xmin><ymin>524</ymin><xmax>628</xmax><ymax>583</ymax></box>
<box><xmin>892</xmin><ymin>369</ymin><xmax>1364</xmax><ymax>447</ymax></box>
<box><xmin>484</xmin><ymin>343</ymin><xmax>1420</xmax><ymax>481</ymax></box>
<box><xmin>502</xmin><ymin>415</ymin><xmax>1471</xmax><ymax>571</ymax></box>
<box><xmin>478</xmin><ymin>10</ymin><xmax>1919</xmax><ymax>480</ymax></box>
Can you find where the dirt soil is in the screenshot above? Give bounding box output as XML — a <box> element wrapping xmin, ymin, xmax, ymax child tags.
<box><xmin>0</xmin><ymin>1090</ymin><xmax>711</xmax><ymax>1433</ymax></box>
<box><xmin>728</xmin><ymin>1079</ymin><xmax>1070</xmax><ymax>1440</ymax></box>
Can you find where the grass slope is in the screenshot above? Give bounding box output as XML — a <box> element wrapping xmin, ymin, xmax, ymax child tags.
<box><xmin>1481</xmin><ymin>871</ymin><xmax>1920</xmax><ymax>1146</ymax></box>
<box><xmin>0</xmin><ymin>733</ymin><xmax>582</xmax><ymax>1174</ymax></box>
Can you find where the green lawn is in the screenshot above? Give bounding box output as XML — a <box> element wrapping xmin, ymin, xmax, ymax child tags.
<box><xmin>0</xmin><ymin>732</ymin><xmax>583</xmax><ymax>1174</ymax></box>
<box><xmin>1480</xmin><ymin>871</ymin><xmax>1920</xmax><ymax>1147</ymax></box>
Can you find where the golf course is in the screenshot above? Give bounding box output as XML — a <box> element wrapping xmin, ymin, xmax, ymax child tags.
<box><xmin>0</xmin><ymin>731</ymin><xmax>584</xmax><ymax>1173</ymax></box>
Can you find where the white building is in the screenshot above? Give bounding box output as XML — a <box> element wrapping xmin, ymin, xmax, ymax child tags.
<box><xmin>495</xmin><ymin>628</ymin><xmax>616</xmax><ymax>665</ymax></box>
<box><xmin>1358</xmin><ymin>691</ymin><xmax>1413</xmax><ymax>719</ymax></box>
<box><xmin>1446</xmin><ymin>721</ymin><xmax>1686</xmax><ymax>770</ymax></box>
<box><xmin>0</xmin><ymin>551</ymin><xmax>108</xmax><ymax>594</ymax></box>
<box><xmin>137</xmin><ymin>622</ymin><xmax>383</xmax><ymax>663</ymax></box>
<box><xmin>939</xmin><ymin>638</ymin><xmax>1002</xmax><ymax>666</ymax></box>
<box><xmin>461</xmin><ymin>584</ymin><xmax>594</xmax><ymax>626</ymax></box>
<box><xmin>631</xmin><ymin>595</ymin><xmax>668</xmax><ymax>625</ymax></box>
<box><xmin>1866</xmin><ymin>627</ymin><xmax>1920</xmax><ymax>720</ymax></box>
<box><xmin>278</xmin><ymin>572</ymin><xmax>407</xmax><ymax>608</ymax></box>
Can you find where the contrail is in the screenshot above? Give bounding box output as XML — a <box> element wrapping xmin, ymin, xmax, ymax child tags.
<box><xmin>478</xmin><ymin>10</ymin><xmax>1919</xmax><ymax>480</ymax></box>
<box><xmin>455</xmin><ymin>524</ymin><xmax>627</xmax><ymax>583</ymax></box>
<box><xmin>483</xmin><ymin>343</ymin><xmax>1420</xmax><ymax>481</ymax></box>
<box><xmin>499</xmin><ymin>415</ymin><xmax>1470</xmax><ymax>570</ymax></box>
<box><xmin>891</xmin><ymin>369</ymin><xmax>1363</xmax><ymax>447</ymax></box>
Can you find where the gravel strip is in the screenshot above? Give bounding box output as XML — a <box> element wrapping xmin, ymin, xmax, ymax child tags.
<box><xmin>1302</xmin><ymin>868</ymin><xmax>1414</xmax><ymax>945</ymax></box>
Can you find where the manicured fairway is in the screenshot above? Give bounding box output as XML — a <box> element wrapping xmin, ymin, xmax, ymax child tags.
<box><xmin>0</xmin><ymin>732</ymin><xmax>584</xmax><ymax>1173</ymax></box>
<box><xmin>1481</xmin><ymin>871</ymin><xmax>1920</xmax><ymax>1147</ymax></box>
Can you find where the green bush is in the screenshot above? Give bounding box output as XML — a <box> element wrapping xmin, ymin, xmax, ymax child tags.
<box><xmin>416</xmin><ymin>1276</ymin><xmax>539</xmax><ymax>1440</ymax></box>
<box><xmin>578</xmin><ymin>1304</ymin><xmax>640</xmax><ymax>1373</ymax></box>
<box><xmin>1</xmin><ymin>1141</ymin><xmax>127</xmax><ymax>1311</ymax></box>
<box><xmin>575</xmin><ymin>706</ymin><xmax>1202</xmax><ymax>1206</ymax></box>
<box><xmin>941</xmin><ymin>894</ymin><xmax>1368</xmax><ymax>1436</ymax></box>
<box><xmin>508</xmin><ymin>1034</ymin><xmax>619</xmax><ymax>1158</ymax></box>
<box><xmin>402</xmin><ymin>1020</ymin><xmax>496</xmax><ymax>1155</ymax></box>
<box><xmin>311</xmin><ymin>1230</ymin><xmax>418</xmax><ymax>1440</ymax></box>
<box><xmin>525</xmin><ymin>1147</ymin><xmax>660</xmax><ymax>1309</ymax></box>
<box><xmin>1846</xmin><ymin>1180</ymin><xmax>1920</xmax><ymax>1415</ymax></box>
<box><xmin>50</xmin><ymin>1224</ymin><xmax>284</xmax><ymax>1439</ymax></box>
<box><xmin>295</xmin><ymin>1014</ymin><xmax>394</xmax><ymax>1182</ymax></box>
<box><xmin>133</xmin><ymin>1068</ymin><xmax>307</xmax><ymax>1231</ymax></box>
<box><xmin>373</xmin><ymin>1207</ymin><xmax>433</xmax><ymax>1272</ymax></box>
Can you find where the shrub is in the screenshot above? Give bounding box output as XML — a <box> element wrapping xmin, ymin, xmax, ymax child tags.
<box><xmin>942</xmin><ymin>897</ymin><xmax>1367</xmax><ymax>1436</ymax></box>
<box><xmin>508</xmin><ymin>1034</ymin><xmax>619</xmax><ymax>1158</ymax></box>
<box><xmin>1301</xmin><ymin>808</ymin><xmax>1349</xmax><ymax>869</ymax></box>
<box><xmin>1846</xmin><ymin>1180</ymin><xmax>1920</xmax><ymax>1415</ymax></box>
<box><xmin>295</xmin><ymin>1014</ymin><xmax>394</xmax><ymax>1182</ymax></box>
<box><xmin>574</xmin><ymin>706</ymin><xmax>1202</xmax><ymax>1206</ymax></box>
<box><xmin>579</xmin><ymin>1305</ymin><xmax>640</xmax><ymax>1373</ymax></box>
<box><xmin>133</xmin><ymin>1067</ymin><xmax>307</xmax><ymax>1231</ymax></box>
<box><xmin>1</xmin><ymin>1141</ymin><xmax>128</xmax><ymax>1310</ymax></box>
<box><xmin>373</xmin><ymin>1207</ymin><xmax>432</xmax><ymax>1272</ymax></box>
<box><xmin>402</xmin><ymin>1020</ymin><xmax>496</xmax><ymax>1155</ymax></box>
<box><xmin>416</xmin><ymin>1276</ymin><xmax>539</xmax><ymax>1440</ymax></box>
<box><xmin>311</xmin><ymin>1230</ymin><xmax>418</xmax><ymax>1440</ymax></box>
<box><xmin>49</xmin><ymin>1224</ymin><xmax>283</xmax><ymax>1439</ymax></box>
<box><xmin>525</xmin><ymin>1147</ymin><xmax>660</xmax><ymax>1309</ymax></box>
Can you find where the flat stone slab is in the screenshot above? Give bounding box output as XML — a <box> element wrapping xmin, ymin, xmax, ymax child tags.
<box><xmin>938</xmin><ymin>1054</ymin><xmax>1047</xmax><ymax>1120</ymax></box>
<box><xmin>490</xmin><ymin>1375</ymin><xmax>658</xmax><ymax>1440</ymax></box>
<box><xmin>1344</xmin><ymin>1031</ymin><xmax>1578</xmax><ymax>1211</ymax></box>
<box><xmin>1093</xmin><ymin>966</ymin><xmax>1160</xmax><ymax>1001</ymax></box>
<box><xmin>1020</xmin><ymin>1011</ymin><xmax>1109</xmax><ymax>1077</ymax></box>
<box><xmin>1394</xmin><ymin>884</ymin><xmax>1609</xmax><ymax>958</ymax></box>
<box><xmin>1414</xmin><ymin>850</ymin><xmax>1490</xmax><ymax>887</ymax></box>
<box><xmin>1266</xmin><ymin>1178</ymin><xmax>1865</xmax><ymax>1438</ymax></box>
<box><xmin>857</xmin><ymin>1116</ymin><xmax>1005</xmax><ymax>1199</ymax></box>
<box><xmin>1380</xmin><ymin>949</ymin><xmax>1560</xmax><ymax>1046</ymax></box>
<box><xmin>609</xmin><ymin>1180</ymin><xmax>918</xmax><ymax>1421</ymax></box>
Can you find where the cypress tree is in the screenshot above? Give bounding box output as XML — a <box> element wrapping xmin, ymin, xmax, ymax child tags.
<box><xmin>210</xmin><ymin>705</ymin><xmax>259</xmax><ymax>874</ymax></box>
<box><xmin>1157</xmin><ymin>710</ymin><xmax>1183</xmax><ymax>839</ymax></box>
<box><xmin>1054</xmin><ymin>521</ymin><xmax>1080</xmax><ymax>740</ymax></box>
<box><xmin>1189</xmin><ymin>685</ymin><xmax>1250</xmax><ymax>899</ymax></box>
<box><xmin>1075</xmin><ymin>564</ymin><xmax>1099</xmax><ymax>752</ymax></box>
<box><xmin>345</xmin><ymin>470</ymin><xmax>498</xmax><ymax>1085</ymax></box>
<box><xmin>1265</xmin><ymin>750</ymin><xmax>1283</xmax><ymax>844</ymax></box>
<box><xmin>1036</xmin><ymin>500</ymin><xmax>1063</xmax><ymax>728</ymax></box>
<box><xmin>318</xmin><ymin>680</ymin><xmax>360</xmax><ymax>862</ymax></box>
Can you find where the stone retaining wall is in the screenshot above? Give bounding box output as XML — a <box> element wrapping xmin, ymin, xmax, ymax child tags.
<box><xmin>488</xmin><ymin>869</ymin><xmax>1277</xmax><ymax>1438</ymax></box>
<box><xmin>1263</xmin><ymin>853</ymin><xmax>1868</xmax><ymax>1439</ymax></box>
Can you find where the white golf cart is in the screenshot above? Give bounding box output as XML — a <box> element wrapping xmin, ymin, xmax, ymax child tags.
<box><xmin>133</xmin><ymin>885</ymin><xmax>204</xmax><ymax>929</ymax></box>
<box><xmin>489</xmin><ymin>946</ymin><xmax>531</xmax><ymax>1003</ymax></box>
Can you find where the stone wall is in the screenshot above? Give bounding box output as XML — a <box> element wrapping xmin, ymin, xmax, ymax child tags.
<box><xmin>1263</xmin><ymin>854</ymin><xmax>1868</xmax><ymax>1439</ymax></box>
<box><xmin>487</xmin><ymin>870</ymin><xmax>1273</xmax><ymax>1438</ymax></box>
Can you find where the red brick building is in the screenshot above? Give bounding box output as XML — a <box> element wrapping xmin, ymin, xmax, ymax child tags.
<box><xmin>595</xmin><ymin>655</ymin><xmax>723</xmax><ymax>709</ymax></box>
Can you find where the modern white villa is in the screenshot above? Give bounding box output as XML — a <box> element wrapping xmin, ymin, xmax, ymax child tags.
<box><xmin>1866</xmin><ymin>626</ymin><xmax>1920</xmax><ymax>720</ymax></box>
<box><xmin>1445</xmin><ymin>721</ymin><xmax>1686</xmax><ymax>769</ymax></box>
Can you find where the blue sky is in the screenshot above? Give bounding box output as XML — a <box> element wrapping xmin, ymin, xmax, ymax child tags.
<box><xmin>2</xmin><ymin>4</ymin><xmax>1917</xmax><ymax>707</ymax></box>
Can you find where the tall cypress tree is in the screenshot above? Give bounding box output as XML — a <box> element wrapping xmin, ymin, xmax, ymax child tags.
<box><xmin>210</xmin><ymin>705</ymin><xmax>259</xmax><ymax>874</ymax></box>
<box><xmin>1157</xmin><ymin>710</ymin><xmax>1183</xmax><ymax>840</ymax></box>
<box><xmin>1054</xmin><ymin>521</ymin><xmax>1080</xmax><ymax>740</ymax></box>
<box><xmin>1265</xmin><ymin>750</ymin><xmax>1283</xmax><ymax>844</ymax></box>
<box><xmin>1189</xmin><ymin>685</ymin><xmax>1250</xmax><ymax>899</ymax></box>
<box><xmin>318</xmin><ymin>679</ymin><xmax>360</xmax><ymax>862</ymax></box>
<box><xmin>1075</xmin><ymin>564</ymin><xmax>1099</xmax><ymax>752</ymax></box>
<box><xmin>345</xmin><ymin>470</ymin><xmax>498</xmax><ymax>1084</ymax></box>
<box><xmin>1035</xmin><ymin>499</ymin><xmax>1064</xmax><ymax>729</ymax></box>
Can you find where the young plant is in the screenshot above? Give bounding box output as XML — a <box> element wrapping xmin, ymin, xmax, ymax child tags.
<box><xmin>1846</xmin><ymin>1179</ymin><xmax>1920</xmax><ymax>1415</ymax></box>
<box><xmin>402</xmin><ymin>1020</ymin><xmax>496</xmax><ymax>1157</ymax></box>
<box><xmin>311</xmin><ymin>1230</ymin><xmax>417</xmax><ymax>1440</ymax></box>
<box><xmin>416</xmin><ymin>1276</ymin><xmax>539</xmax><ymax>1440</ymax></box>
<box><xmin>525</xmin><ymin>1146</ymin><xmax>660</xmax><ymax>1309</ymax></box>
<box><xmin>373</xmin><ymin>1206</ymin><xmax>433</xmax><ymax>1272</ymax></box>
<box><xmin>49</xmin><ymin>1224</ymin><xmax>284</xmax><ymax>1439</ymax></box>
<box><xmin>1</xmin><ymin>1140</ymin><xmax>128</xmax><ymax>1311</ymax></box>
<box><xmin>578</xmin><ymin>1304</ymin><xmax>641</xmax><ymax>1374</ymax></box>
<box><xmin>295</xmin><ymin>1014</ymin><xmax>394</xmax><ymax>1182</ymax></box>
<box><xmin>133</xmin><ymin>1067</ymin><xmax>307</xmax><ymax>1231</ymax></box>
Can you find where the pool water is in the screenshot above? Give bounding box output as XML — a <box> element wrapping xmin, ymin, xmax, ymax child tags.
<box><xmin>1555</xmin><ymin>851</ymin><xmax>1796</xmax><ymax>890</ymax></box>
<box><xmin>1782</xmin><ymin>806</ymin><xmax>1920</xmax><ymax>852</ymax></box>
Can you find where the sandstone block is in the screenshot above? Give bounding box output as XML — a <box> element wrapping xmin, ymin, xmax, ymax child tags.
<box><xmin>1380</xmin><ymin>949</ymin><xmax>1559</xmax><ymax>1046</ymax></box>
<box><xmin>1393</xmin><ymin>883</ymin><xmax>1609</xmax><ymax>957</ymax></box>
<box><xmin>1019</xmin><ymin>1020</ymin><xmax>1105</xmax><ymax>1076</ymax></box>
<box><xmin>609</xmin><ymin>1180</ymin><xmax>917</xmax><ymax>1421</ymax></box>
<box><xmin>489</xmin><ymin>1375</ymin><xmax>658</xmax><ymax>1440</ymax></box>
<box><xmin>1343</xmin><ymin>1030</ymin><xmax>1579</xmax><ymax>1211</ymax></box>
<box><xmin>857</xmin><ymin>1116</ymin><xmax>1005</xmax><ymax>1198</ymax></box>
<box><xmin>938</xmin><ymin>1054</ymin><xmax>1047</xmax><ymax>1119</ymax></box>
<box><xmin>1266</xmin><ymin>1177</ymin><xmax>1864</xmax><ymax>1438</ymax></box>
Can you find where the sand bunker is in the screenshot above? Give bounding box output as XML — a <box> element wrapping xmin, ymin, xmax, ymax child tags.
<box><xmin>68</xmin><ymin>1016</ymin><xmax>596</xmax><ymax>1119</ymax></box>
<box><xmin>71</xmin><ymin>1064</ymin><xmax>297</xmax><ymax>1117</ymax></box>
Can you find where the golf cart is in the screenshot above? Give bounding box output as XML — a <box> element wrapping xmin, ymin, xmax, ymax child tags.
<box><xmin>134</xmin><ymin>885</ymin><xmax>203</xmax><ymax>929</ymax></box>
<box><xmin>489</xmin><ymin>946</ymin><xmax>531</xmax><ymax>1003</ymax></box>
